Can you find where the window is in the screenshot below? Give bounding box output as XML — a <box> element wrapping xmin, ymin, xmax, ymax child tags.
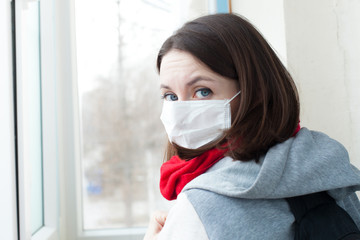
<box><xmin>72</xmin><ymin>0</ymin><xmax>209</xmax><ymax>238</ymax></box>
<box><xmin>2</xmin><ymin>0</ymin><xmax>230</xmax><ymax>239</ymax></box>
<box><xmin>75</xmin><ymin>0</ymin><xmax>177</xmax><ymax>230</ymax></box>
<box><xmin>18</xmin><ymin>1</ymin><xmax>44</xmax><ymax>234</ymax></box>
<box><xmin>59</xmin><ymin>0</ymin><xmax>231</xmax><ymax>239</ymax></box>
<box><xmin>13</xmin><ymin>0</ymin><xmax>59</xmax><ymax>239</ymax></box>
<box><xmin>0</xmin><ymin>0</ymin><xmax>17</xmax><ymax>239</ymax></box>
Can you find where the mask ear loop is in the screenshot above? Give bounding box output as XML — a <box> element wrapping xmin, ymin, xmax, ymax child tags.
<box><xmin>225</xmin><ymin>91</ymin><xmax>241</xmax><ymax>105</ymax></box>
<box><xmin>224</xmin><ymin>91</ymin><xmax>241</xmax><ymax>129</ymax></box>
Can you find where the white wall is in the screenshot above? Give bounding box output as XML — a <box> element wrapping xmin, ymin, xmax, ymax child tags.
<box><xmin>284</xmin><ymin>0</ymin><xmax>360</xmax><ymax>167</ymax></box>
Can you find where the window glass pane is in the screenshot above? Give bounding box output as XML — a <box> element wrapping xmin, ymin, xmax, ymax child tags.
<box><xmin>216</xmin><ymin>0</ymin><xmax>230</xmax><ymax>13</ymax></box>
<box><xmin>20</xmin><ymin>0</ymin><xmax>44</xmax><ymax>234</ymax></box>
<box><xmin>75</xmin><ymin>0</ymin><xmax>208</xmax><ymax>229</ymax></box>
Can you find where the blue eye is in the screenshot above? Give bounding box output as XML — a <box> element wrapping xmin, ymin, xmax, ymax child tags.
<box><xmin>195</xmin><ymin>88</ymin><xmax>212</xmax><ymax>98</ymax></box>
<box><xmin>162</xmin><ymin>93</ymin><xmax>178</xmax><ymax>101</ymax></box>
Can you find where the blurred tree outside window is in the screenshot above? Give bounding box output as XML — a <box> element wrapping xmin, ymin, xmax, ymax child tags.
<box><xmin>75</xmin><ymin>0</ymin><xmax>208</xmax><ymax>229</ymax></box>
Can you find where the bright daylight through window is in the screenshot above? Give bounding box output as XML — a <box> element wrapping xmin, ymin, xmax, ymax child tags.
<box><xmin>75</xmin><ymin>0</ymin><xmax>209</xmax><ymax>229</ymax></box>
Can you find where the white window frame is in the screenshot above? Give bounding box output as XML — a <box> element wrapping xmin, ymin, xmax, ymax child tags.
<box><xmin>14</xmin><ymin>0</ymin><xmax>59</xmax><ymax>239</ymax></box>
<box><xmin>0</xmin><ymin>0</ymin><xmax>18</xmax><ymax>239</ymax></box>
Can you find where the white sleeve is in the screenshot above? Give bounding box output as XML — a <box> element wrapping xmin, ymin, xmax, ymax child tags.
<box><xmin>157</xmin><ymin>192</ymin><xmax>209</xmax><ymax>240</ymax></box>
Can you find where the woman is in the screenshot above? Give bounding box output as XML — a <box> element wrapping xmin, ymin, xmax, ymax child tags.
<box><xmin>144</xmin><ymin>13</ymin><xmax>360</xmax><ymax>239</ymax></box>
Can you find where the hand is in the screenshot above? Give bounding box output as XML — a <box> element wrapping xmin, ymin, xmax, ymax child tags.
<box><xmin>143</xmin><ymin>211</ymin><xmax>168</xmax><ymax>240</ymax></box>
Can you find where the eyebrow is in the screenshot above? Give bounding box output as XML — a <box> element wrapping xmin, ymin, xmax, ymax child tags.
<box><xmin>159</xmin><ymin>83</ymin><xmax>171</xmax><ymax>90</ymax></box>
<box><xmin>159</xmin><ymin>77</ymin><xmax>215</xmax><ymax>89</ymax></box>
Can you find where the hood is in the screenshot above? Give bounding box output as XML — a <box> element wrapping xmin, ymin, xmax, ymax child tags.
<box><xmin>183</xmin><ymin>128</ymin><xmax>360</xmax><ymax>200</ymax></box>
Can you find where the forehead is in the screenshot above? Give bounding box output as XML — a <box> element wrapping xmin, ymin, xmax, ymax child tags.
<box><xmin>160</xmin><ymin>50</ymin><xmax>214</xmax><ymax>81</ymax></box>
<box><xmin>159</xmin><ymin>50</ymin><xmax>239</xmax><ymax>97</ymax></box>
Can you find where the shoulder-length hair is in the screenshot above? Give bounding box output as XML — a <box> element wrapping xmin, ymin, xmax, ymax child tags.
<box><xmin>157</xmin><ymin>13</ymin><xmax>299</xmax><ymax>162</ymax></box>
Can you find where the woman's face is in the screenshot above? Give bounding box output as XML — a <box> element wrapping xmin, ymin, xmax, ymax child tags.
<box><xmin>159</xmin><ymin>49</ymin><xmax>240</xmax><ymax>103</ymax></box>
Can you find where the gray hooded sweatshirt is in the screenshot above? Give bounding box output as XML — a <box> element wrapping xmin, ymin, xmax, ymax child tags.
<box><xmin>157</xmin><ymin>128</ymin><xmax>360</xmax><ymax>240</ymax></box>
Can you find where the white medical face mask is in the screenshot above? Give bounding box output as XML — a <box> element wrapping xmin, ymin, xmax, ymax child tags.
<box><xmin>160</xmin><ymin>91</ymin><xmax>241</xmax><ymax>149</ymax></box>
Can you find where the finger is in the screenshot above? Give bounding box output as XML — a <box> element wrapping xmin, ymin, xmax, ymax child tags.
<box><xmin>143</xmin><ymin>211</ymin><xmax>168</xmax><ymax>240</ymax></box>
<box><xmin>153</xmin><ymin>211</ymin><xmax>168</xmax><ymax>227</ymax></box>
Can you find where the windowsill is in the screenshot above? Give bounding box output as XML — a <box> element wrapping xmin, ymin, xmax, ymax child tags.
<box><xmin>79</xmin><ymin>227</ymin><xmax>147</xmax><ymax>240</ymax></box>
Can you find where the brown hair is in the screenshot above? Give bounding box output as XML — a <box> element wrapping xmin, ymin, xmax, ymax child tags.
<box><xmin>157</xmin><ymin>13</ymin><xmax>299</xmax><ymax>162</ymax></box>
